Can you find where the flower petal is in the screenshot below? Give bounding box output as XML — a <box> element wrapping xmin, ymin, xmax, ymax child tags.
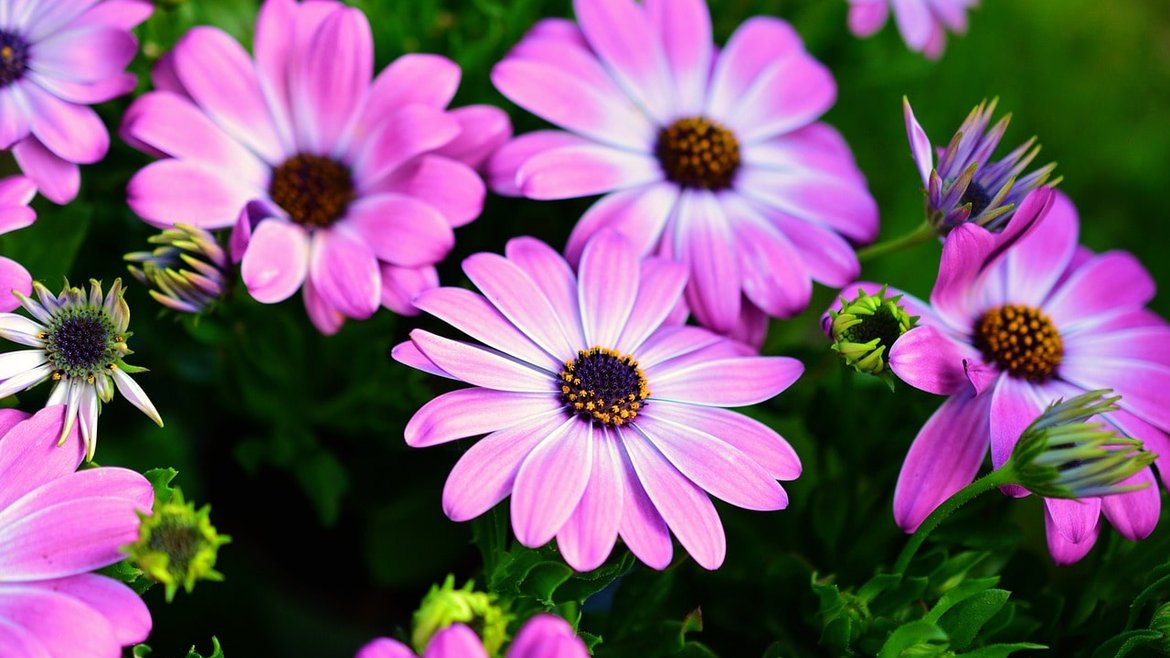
<box><xmin>0</xmin><ymin>406</ymin><xmax>84</xmax><ymax>510</ymax></box>
<box><xmin>289</xmin><ymin>6</ymin><xmax>372</xmax><ymax>154</ymax></box>
<box><xmin>736</xmin><ymin>167</ymin><xmax>878</xmax><ymax>244</ymax></box>
<box><xmin>413</xmin><ymin>287</ymin><xmax>554</xmax><ymax>368</ymax></box>
<box><xmin>1046</xmin><ymin>251</ymin><xmax>1156</xmax><ymax>330</ymax></box>
<box><xmin>707</xmin><ymin>17</ymin><xmax>804</xmax><ymax>119</ymax></box>
<box><xmin>24</xmin><ymin>85</ymin><xmax>108</xmax><ymax>164</ymax></box>
<box><xmin>35</xmin><ymin>574</ymin><xmax>151</xmax><ymax>645</ymax></box>
<box><xmin>889</xmin><ymin>325</ymin><xmax>982</xmax><ymax>396</ymax></box>
<box><xmin>674</xmin><ymin>190</ymin><xmax>740</xmax><ymax>333</ymax></box>
<box><xmin>11</xmin><ymin>138</ymin><xmax>78</xmax><ymax>204</ymax></box>
<box><xmin>504</xmin><ymin>237</ymin><xmax>587</xmax><ymax>348</ymax></box>
<box><xmin>643</xmin><ymin>0</ymin><xmax>711</xmax><ymax>115</ymax></box>
<box><xmin>565</xmin><ymin>183</ymin><xmax>679</xmax><ymax>265</ymax></box>
<box><xmin>128</xmin><ymin>159</ymin><xmax>259</xmax><ymax>229</ymax></box>
<box><xmin>614</xmin><ymin>431</ymin><xmax>673</xmax><ymax>569</ymax></box>
<box><xmin>511</xmin><ymin>420</ymin><xmax>593</xmax><ymax>547</ymax></box>
<box><xmin>463</xmin><ymin>253</ymin><xmax>577</xmax><ymax>360</ymax></box>
<box><xmin>308</xmin><ymin>229</ymin><xmax>381</xmax><ymax>319</ymax></box>
<box><xmin>646</xmin><ymin>402</ymin><xmax>801</xmax><ymax>481</ymax></box>
<box><xmin>725</xmin><ymin>51</ymin><xmax>836</xmax><ymax>142</ymax></box>
<box><xmin>344</xmin><ymin>193</ymin><xmax>454</xmax><ymax>268</ymax></box>
<box><xmin>374</xmin><ymin>155</ymin><xmax>485</xmax><ymax>228</ymax></box>
<box><xmin>240</xmin><ymin>219</ymin><xmax>310</xmax><ymax>304</ymax></box>
<box><xmin>651</xmin><ymin>356</ymin><xmax>802</xmax><ymax>407</ymax></box>
<box><xmin>517</xmin><ymin>144</ymin><xmax>661</xmax><ymax>200</ymax></box>
<box><xmin>614</xmin><ymin>258</ymin><xmax>688</xmax><ymax>355</ymax></box>
<box><xmin>410</xmin><ymin>329</ymin><xmax>553</xmax><ymax>393</ymax></box>
<box><xmin>425</xmin><ymin>625</ymin><xmax>489</xmax><ymax>658</ymax></box>
<box><xmin>571</xmin><ymin>0</ymin><xmax>673</xmax><ymax>123</ymax></box>
<box><xmin>405</xmin><ymin>388</ymin><xmax>557</xmax><ymax>448</ymax></box>
<box><xmin>379</xmin><ymin>264</ymin><xmax>436</xmax><ymax>316</ymax></box>
<box><xmin>0</xmin><ymin>587</ymin><xmax>119</xmax><ymax>658</ymax></box>
<box><xmin>557</xmin><ymin>427</ymin><xmax>624</xmax><ymax>571</ymax></box>
<box><xmin>578</xmin><ymin>230</ymin><xmax>640</xmax><ymax>348</ymax></box>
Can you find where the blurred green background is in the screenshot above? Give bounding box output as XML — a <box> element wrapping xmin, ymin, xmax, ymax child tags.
<box><xmin>3</xmin><ymin>0</ymin><xmax>1169</xmax><ymax>656</ymax></box>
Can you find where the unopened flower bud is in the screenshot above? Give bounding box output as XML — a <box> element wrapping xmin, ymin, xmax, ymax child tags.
<box><xmin>412</xmin><ymin>575</ymin><xmax>509</xmax><ymax>655</ymax></box>
<box><xmin>126</xmin><ymin>224</ymin><xmax>229</xmax><ymax>314</ymax></box>
<box><xmin>1010</xmin><ymin>390</ymin><xmax>1156</xmax><ymax>499</ymax></box>
<box><xmin>123</xmin><ymin>488</ymin><xmax>230</xmax><ymax>602</ymax></box>
<box><xmin>828</xmin><ymin>286</ymin><xmax>916</xmax><ymax>389</ymax></box>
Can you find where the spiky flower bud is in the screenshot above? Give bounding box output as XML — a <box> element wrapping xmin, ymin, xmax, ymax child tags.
<box><xmin>1010</xmin><ymin>390</ymin><xmax>1156</xmax><ymax>499</ymax></box>
<box><xmin>412</xmin><ymin>575</ymin><xmax>509</xmax><ymax>655</ymax></box>
<box><xmin>125</xmin><ymin>224</ymin><xmax>229</xmax><ymax>314</ymax></box>
<box><xmin>124</xmin><ymin>488</ymin><xmax>230</xmax><ymax>602</ymax></box>
<box><xmin>828</xmin><ymin>286</ymin><xmax>916</xmax><ymax>389</ymax></box>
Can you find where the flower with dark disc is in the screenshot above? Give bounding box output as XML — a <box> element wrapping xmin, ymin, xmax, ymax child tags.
<box><xmin>268</xmin><ymin>154</ymin><xmax>357</xmax><ymax>228</ymax></box>
<box><xmin>827</xmin><ymin>286</ymin><xmax>917</xmax><ymax>389</ymax></box>
<box><xmin>973</xmin><ymin>304</ymin><xmax>1063</xmax><ymax>382</ymax></box>
<box><xmin>0</xmin><ymin>279</ymin><xmax>162</xmax><ymax>459</ymax></box>
<box><xmin>0</xmin><ymin>30</ymin><xmax>30</xmax><ymax>88</ymax></box>
<box><xmin>124</xmin><ymin>488</ymin><xmax>230</xmax><ymax>602</ymax></box>
<box><xmin>655</xmin><ymin>117</ymin><xmax>741</xmax><ymax>190</ymax></box>
<box><xmin>560</xmin><ymin>347</ymin><xmax>650</xmax><ymax>425</ymax></box>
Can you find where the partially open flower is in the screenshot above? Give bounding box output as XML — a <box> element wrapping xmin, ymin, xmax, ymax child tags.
<box><xmin>412</xmin><ymin>576</ymin><xmax>508</xmax><ymax>656</ymax></box>
<box><xmin>126</xmin><ymin>224</ymin><xmax>230</xmax><ymax>314</ymax></box>
<box><xmin>124</xmin><ymin>488</ymin><xmax>230</xmax><ymax>602</ymax></box>
<box><xmin>905</xmin><ymin>97</ymin><xmax>1058</xmax><ymax>235</ymax></box>
<box><xmin>827</xmin><ymin>285</ymin><xmax>916</xmax><ymax>388</ymax></box>
<box><xmin>1010</xmin><ymin>390</ymin><xmax>1156</xmax><ymax>500</ymax></box>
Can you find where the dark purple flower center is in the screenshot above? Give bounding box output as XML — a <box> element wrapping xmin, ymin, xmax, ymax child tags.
<box><xmin>973</xmin><ymin>304</ymin><xmax>1063</xmax><ymax>381</ymax></box>
<box><xmin>269</xmin><ymin>154</ymin><xmax>356</xmax><ymax>228</ymax></box>
<box><xmin>961</xmin><ymin>181</ymin><xmax>993</xmax><ymax>218</ymax></box>
<box><xmin>0</xmin><ymin>31</ymin><xmax>30</xmax><ymax>88</ymax></box>
<box><xmin>655</xmin><ymin>117</ymin><xmax>740</xmax><ymax>190</ymax></box>
<box><xmin>560</xmin><ymin>347</ymin><xmax>650</xmax><ymax>426</ymax></box>
<box><xmin>45</xmin><ymin>312</ymin><xmax>120</xmax><ymax>378</ymax></box>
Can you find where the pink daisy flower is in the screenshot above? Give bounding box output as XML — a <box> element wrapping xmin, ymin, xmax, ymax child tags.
<box><xmin>848</xmin><ymin>0</ymin><xmax>977</xmax><ymax>59</ymax></box>
<box><xmin>0</xmin><ymin>405</ymin><xmax>153</xmax><ymax>657</ymax></box>
<box><xmin>0</xmin><ymin>0</ymin><xmax>151</xmax><ymax>203</ymax></box>
<box><xmin>121</xmin><ymin>0</ymin><xmax>510</xmax><ymax>334</ymax></box>
<box><xmin>845</xmin><ymin>192</ymin><xmax>1170</xmax><ymax>564</ymax></box>
<box><xmin>357</xmin><ymin>614</ymin><xmax>588</xmax><ymax>658</ymax></box>
<box><xmin>393</xmin><ymin>232</ymin><xmax>803</xmax><ymax>571</ymax></box>
<box><xmin>0</xmin><ymin>175</ymin><xmax>34</xmax><ymax>310</ymax></box>
<box><xmin>489</xmin><ymin>0</ymin><xmax>877</xmax><ymax>337</ymax></box>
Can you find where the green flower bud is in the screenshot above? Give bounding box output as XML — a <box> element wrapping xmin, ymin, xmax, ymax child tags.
<box><xmin>125</xmin><ymin>224</ymin><xmax>229</xmax><ymax>315</ymax></box>
<box><xmin>828</xmin><ymin>286</ymin><xmax>917</xmax><ymax>389</ymax></box>
<box><xmin>123</xmin><ymin>488</ymin><xmax>230</xmax><ymax>602</ymax></box>
<box><xmin>412</xmin><ymin>575</ymin><xmax>510</xmax><ymax>655</ymax></box>
<box><xmin>1010</xmin><ymin>390</ymin><xmax>1156</xmax><ymax>499</ymax></box>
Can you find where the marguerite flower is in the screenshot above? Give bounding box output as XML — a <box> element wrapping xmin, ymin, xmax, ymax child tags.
<box><xmin>0</xmin><ymin>405</ymin><xmax>153</xmax><ymax>658</ymax></box>
<box><xmin>357</xmin><ymin>614</ymin><xmax>587</xmax><ymax>658</ymax></box>
<box><xmin>122</xmin><ymin>0</ymin><xmax>510</xmax><ymax>334</ymax></box>
<box><xmin>847</xmin><ymin>0</ymin><xmax>977</xmax><ymax>59</ymax></box>
<box><xmin>394</xmin><ymin>232</ymin><xmax>803</xmax><ymax>571</ymax></box>
<box><xmin>842</xmin><ymin>192</ymin><xmax>1170</xmax><ymax>564</ymax></box>
<box><xmin>0</xmin><ymin>0</ymin><xmax>151</xmax><ymax>203</ymax></box>
<box><xmin>489</xmin><ymin>0</ymin><xmax>877</xmax><ymax>338</ymax></box>
<box><xmin>905</xmin><ymin>98</ymin><xmax>1058</xmax><ymax>234</ymax></box>
<box><xmin>0</xmin><ymin>279</ymin><xmax>161</xmax><ymax>460</ymax></box>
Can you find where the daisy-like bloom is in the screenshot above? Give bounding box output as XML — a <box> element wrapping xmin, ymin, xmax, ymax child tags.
<box><xmin>847</xmin><ymin>0</ymin><xmax>977</xmax><ymax>59</ymax></box>
<box><xmin>0</xmin><ymin>0</ymin><xmax>152</xmax><ymax>203</ymax></box>
<box><xmin>844</xmin><ymin>192</ymin><xmax>1170</xmax><ymax>564</ymax></box>
<box><xmin>121</xmin><ymin>0</ymin><xmax>510</xmax><ymax>334</ymax></box>
<box><xmin>905</xmin><ymin>98</ymin><xmax>1058</xmax><ymax>234</ymax></box>
<box><xmin>357</xmin><ymin>614</ymin><xmax>587</xmax><ymax>658</ymax></box>
<box><xmin>394</xmin><ymin>232</ymin><xmax>803</xmax><ymax>571</ymax></box>
<box><xmin>0</xmin><ymin>405</ymin><xmax>154</xmax><ymax>658</ymax></box>
<box><xmin>489</xmin><ymin>0</ymin><xmax>877</xmax><ymax>337</ymax></box>
<box><xmin>0</xmin><ymin>279</ymin><xmax>162</xmax><ymax>460</ymax></box>
<box><xmin>0</xmin><ymin>175</ymin><xmax>34</xmax><ymax>310</ymax></box>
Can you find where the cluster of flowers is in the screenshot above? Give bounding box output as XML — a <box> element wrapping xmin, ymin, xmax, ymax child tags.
<box><xmin>0</xmin><ymin>0</ymin><xmax>1162</xmax><ymax>654</ymax></box>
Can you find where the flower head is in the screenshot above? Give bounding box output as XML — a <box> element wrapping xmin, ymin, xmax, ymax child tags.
<box><xmin>126</xmin><ymin>224</ymin><xmax>230</xmax><ymax>314</ymax></box>
<box><xmin>827</xmin><ymin>285</ymin><xmax>917</xmax><ymax>387</ymax></box>
<box><xmin>847</xmin><ymin>0</ymin><xmax>978</xmax><ymax>59</ymax></box>
<box><xmin>412</xmin><ymin>576</ymin><xmax>508</xmax><ymax>656</ymax></box>
<box><xmin>862</xmin><ymin>191</ymin><xmax>1170</xmax><ymax>564</ymax></box>
<box><xmin>122</xmin><ymin>0</ymin><xmax>511</xmax><ymax>334</ymax></box>
<box><xmin>0</xmin><ymin>405</ymin><xmax>154</xmax><ymax>658</ymax></box>
<box><xmin>1009</xmin><ymin>390</ymin><xmax>1156</xmax><ymax>499</ymax></box>
<box><xmin>394</xmin><ymin>232</ymin><xmax>803</xmax><ymax>571</ymax></box>
<box><xmin>905</xmin><ymin>98</ymin><xmax>1058</xmax><ymax>234</ymax></box>
<box><xmin>0</xmin><ymin>0</ymin><xmax>151</xmax><ymax>203</ymax></box>
<box><xmin>124</xmin><ymin>488</ymin><xmax>230</xmax><ymax>602</ymax></box>
<box><xmin>357</xmin><ymin>614</ymin><xmax>587</xmax><ymax>658</ymax></box>
<box><xmin>0</xmin><ymin>278</ymin><xmax>162</xmax><ymax>459</ymax></box>
<box><xmin>489</xmin><ymin>0</ymin><xmax>877</xmax><ymax>340</ymax></box>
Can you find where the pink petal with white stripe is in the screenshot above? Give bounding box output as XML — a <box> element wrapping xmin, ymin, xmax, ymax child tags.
<box><xmin>511</xmin><ymin>420</ymin><xmax>593</xmax><ymax>547</ymax></box>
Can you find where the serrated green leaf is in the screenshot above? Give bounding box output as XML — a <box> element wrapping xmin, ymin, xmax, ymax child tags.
<box><xmin>939</xmin><ymin>590</ymin><xmax>1011</xmax><ymax>650</ymax></box>
<box><xmin>878</xmin><ymin>621</ymin><xmax>949</xmax><ymax>658</ymax></box>
<box><xmin>926</xmin><ymin>577</ymin><xmax>1000</xmax><ymax>624</ymax></box>
<box><xmin>143</xmin><ymin>467</ymin><xmax>179</xmax><ymax>504</ymax></box>
<box><xmin>1091</xmin><ymin>629</ymin><xmax>1164</xmax><ymax>658</ymax></box>
<box><xmin>521</xmin><ymin>561</ymin><xmax>574</xmax><ymax>604</ymax></box>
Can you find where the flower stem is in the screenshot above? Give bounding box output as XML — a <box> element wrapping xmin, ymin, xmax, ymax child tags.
<box><xmin>858</xmin><ymin>221</ymin><xmax>937</xmax><ymax>263</ymax></box>
<box><xmin>892</xmin><ymin>466</ymin><xmax>1016</xmax><ymax>576</ymax></box>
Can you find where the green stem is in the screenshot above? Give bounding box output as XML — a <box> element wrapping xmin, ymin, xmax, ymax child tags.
<box><xmin>892</xmin><ymin>467</ymin><xmax>1016</xmax><ymax>576</ymax></box>
<box><xmin>858</xmin><ymin>221</ymin><xmax>937</xmax><ymax>264</ymax></box>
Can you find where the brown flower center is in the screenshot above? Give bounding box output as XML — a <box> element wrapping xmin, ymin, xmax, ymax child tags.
<box><xmin>560</xmin><ymin>347</ymin><xmax>650</xmax><ymax>426</ymax></box>
<box><xmin>269</xmin><ymin>154</ymin><xmax>356</xmax><ymax>228</ymax></box>
<box><xmin>0</xmin><ymin>31</ymin><xmax>30</xmax><ymax>88</ymax></box>
<box><xmin>974</xmin><ymin>304</ymin><xmax>1063</xmax><ymax>381</ymax></box>
<box><xmin>655</xmin><ymin>117</ymin><xmax>740</xmax><ymax>190</ymax></box>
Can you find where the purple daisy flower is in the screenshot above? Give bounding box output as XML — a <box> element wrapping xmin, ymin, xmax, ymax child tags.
<box><xmin>0</xmin><ymin>405</ymin><xmax>153</xmax><ymax>658</ymax></box>
<box><xmin>357</xmin><ymin>614</ymin><xmax>588</xmax><ymax>658</ymax></box>
<box><xmin>905</xmin><ymin>98</ymin><xmax>1058</xmax><ymax>234</ymax></box>
<box><xmin>393</xmin><ymin>232</ymin><xmax>803</xmax><ymax>571</ymax></box>
<box><xmin>489</xmin><ymin>0</ymin><xmax>877</xmax><ymax>337</ymax></box>
<box><xmin>121</xmin><ymin>0</ymin><xmax>511</xmax><ymax>334</ymax></box>
<box><xmin>848</xmin><ymin>0</ymin><xmax>977</xmax><ymax>59</ymax></box>
<box><xmin>843</xmin><ymin>192</ymin><xmax>1170</xmax><ymax>564</ymax></box>
<box><xmin>0</xmin><ymin>0</ymin><xmax>151</xmax><ymax>204</ymax></box>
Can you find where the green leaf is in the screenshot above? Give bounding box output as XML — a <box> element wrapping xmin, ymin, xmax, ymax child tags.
<box><xmin>1091</xmin><ymin>629</ymin><xmax>1164</xmax><ymax>658</ymax></box>
<box><xmin>878</xmin><ymin>621</ymin><xmax>949</xmax><ymax>658</ymax></box>
<box><xmin>292</xmin><ymin>448</ymin><xmax>349</xmax><ymax>525</ymax></box>
<box><xmin>521</xmin><ymin>561</ymin><xmax>574</xmax><ymax>605</ymax></box>
<box><xmin>925</xmin><ymin>577</ymin><xmax>1000</xmax><ymax>624</ymax></box>
<box><xmin>143</xmin><ymin>467</ymin><xmax>179</xmax><ymax>504</ymax></box>
<box><xmin>185</xmin><ymin>637</ymin><xmax>225</xmax><ymax>658</ymax></box>
<box><xmin>132</xmin><ymin>644</ymin><xmax>152</xmax><ymax>657</ymax></box>
<box><xmin>959</xmin><ymin>642</ymin><xmax>1047</xmax><ymax>658</ymax></box>
<box><xmin>938</xmin><ymin>590</ymin><xmax>1011</xmax><ymax>650</ymax></box>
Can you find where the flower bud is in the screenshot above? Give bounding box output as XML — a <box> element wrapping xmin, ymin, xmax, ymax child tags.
<box><xmin>1010</xmin><ymin>390</ymin><xmax>1156</xmax><ymax>499</ymax></box>
<box><xmin>123</xmin><ymin>488</ymin><xmax>230</xmax><ymax>602</ymax></box>
<box><xmin>828</xmin><ymin>286</ymin><xmax>916</xmax><ymax>389</ymax></box>
<box><xmin>412</xmin><ymin>575</ymin><xmax>509</xmax><ymax>655</ymax></box>
<box><xmin>126</xmin><ymin>224</ymin><xmax>229</xmax><ymax>314</ymax></box>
